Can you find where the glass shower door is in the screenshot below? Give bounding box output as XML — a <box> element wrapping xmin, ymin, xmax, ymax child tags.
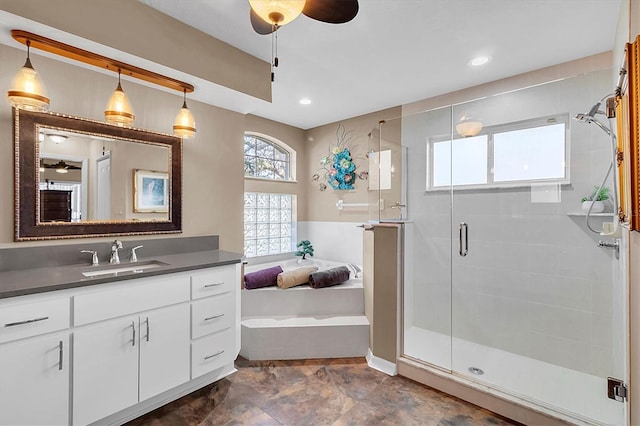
<box><xmin>399</xmin><ymin>106</ymin><xmax>454</xmax><ymax>370</ymax></box>
<box><xmin>449</xmin><ymin>76</ymin><xmax>627</xmax><ymax>424</ymax></box>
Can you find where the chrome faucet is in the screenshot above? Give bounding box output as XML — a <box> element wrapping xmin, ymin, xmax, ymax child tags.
<box><xmin>129</xmin><ymin>245</ymin><xmax>143</xmax><ymax>262</ymax></box>
<box><xmin>110</xmin><ymin>240</ymin><xmax>123</xmax><ymax>264</ymax></box>
<box><xmin>81</xmin><ymin>250</ymin><xmax>99</xmax><ymax>266</ymax></box>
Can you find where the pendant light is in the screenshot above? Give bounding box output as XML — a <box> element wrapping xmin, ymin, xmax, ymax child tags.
<box><xmin>104</xmin><ymin>69</ymin><xmax>135</xmax><ymax>126</ymax></box>
<box><xmin>7</xmin><ymin>40</ymin><xmax>50</xmax><ymax>111</ymax></box>
<box><xmin>173</xmin><ymin>89</ymin><xmax>196</xmax><ymax>139</ymax></box>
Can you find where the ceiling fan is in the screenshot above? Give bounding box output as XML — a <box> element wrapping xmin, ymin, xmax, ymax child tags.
<box><xmin>248</xmin><ymin>0</ymin><xmax>359</xmax><ymax>34</ymax></box>
<box><xmin>41</xmin><ymin>159</ymin><xmax>81</xmax><ymax>174</ymax></box>
<box><xmin>248</xmin><ymin>0</ymin><xmax>359</xmax><ymax>81</ymax></box>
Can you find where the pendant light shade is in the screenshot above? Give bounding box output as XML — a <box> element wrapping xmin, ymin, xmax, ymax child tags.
<box><xmin>173</xmin><ymin>89</ymin><xmax>196</xmax><ymax>139</ymax></box>
<box><xmin>249</xmin><ymin>0</ymin><xmax>306</xmax><ymax>26</ymax></box>
<box><xmin>7</xmin><ymin>41</ymin><xmax>49</xmax><ymax>111</ymax></box>
<box><xmin>104</xmin><ymin>70</ymin><xmax>135</xmax><ymax>126</ymax></box>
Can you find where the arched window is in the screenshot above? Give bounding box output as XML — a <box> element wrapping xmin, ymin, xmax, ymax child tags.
<box><xmin>244</xmin><ymin>134</ymin><xmax>292</xmax><ymax>181</ymax></box>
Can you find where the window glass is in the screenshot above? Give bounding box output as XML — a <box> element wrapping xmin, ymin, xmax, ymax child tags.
<box><xmin>493</xmin><ymin>123</ymin><xmax>565</xmax><ymax>182</ymax></box>
<box><xmin>244</xmin><ymin>192</ymin><xmax>295</xmax><ymax>257</ymax></box>
<box><xmin>428</xmin><ymin>116</ymin><xmax>567</xmax><ymax>189</ymax></box>
<box><xmin>244</xmin><ymin>135</ymin><xmax>291</xmax><ymax>180</ymax></box>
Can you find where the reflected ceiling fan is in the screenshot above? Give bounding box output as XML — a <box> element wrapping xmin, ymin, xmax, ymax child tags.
<box><xmin>248</xmin><ymin>0</ymin><xmax>359</xmax><ymax>80</ymax></box>
<box><xmin>40</xmin><ymin>159</ymin><xmax>81</xmax><ymax>174</ymax></box>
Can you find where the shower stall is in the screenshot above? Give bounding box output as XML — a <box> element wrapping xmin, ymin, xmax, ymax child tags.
<box><xmin>377</xmin><ymin>69</ymin><xmax>628</xmax><ymax>425</ymax></box>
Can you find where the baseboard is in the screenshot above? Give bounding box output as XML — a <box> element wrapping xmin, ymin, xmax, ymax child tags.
<box><xmin>366</xmin><ymin>348</ymin><xmax>398</xmax><ymax>376</ymax></box>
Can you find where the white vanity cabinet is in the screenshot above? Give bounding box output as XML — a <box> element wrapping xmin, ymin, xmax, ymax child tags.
<box><xmin>72</xmin><ymin>274</ymin><xmax>191</xmax><ymax>425</ymax></box>
<box><xmin>0</xmin><ymin>297</ymin><xmax>71</xmax><ymax>426</ymax></box>
<box><xmin>0</xmin><ymin>261</ymin><xmax>240</xmax><ymax>426</ymax></box>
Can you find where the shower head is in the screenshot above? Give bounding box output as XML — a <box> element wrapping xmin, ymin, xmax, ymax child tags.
<box><xmin>573</xmin><ymin>112</ymin><xmax>613</xmax><ymax>136</ymax></box>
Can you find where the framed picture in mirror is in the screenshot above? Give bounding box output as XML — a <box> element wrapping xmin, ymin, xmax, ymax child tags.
<box><xmin>134</xmin><ymin>169</ymin><xmax>169</xmax><ymax>213</ymax></box>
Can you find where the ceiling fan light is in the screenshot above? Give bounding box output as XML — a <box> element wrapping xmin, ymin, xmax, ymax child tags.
<box><xmin>105</xmin><ymin>72</ymin><xmax>135</xmax><ymax>126</ymax></box>
<box><xmin>7</xmin><ymin>41</ymin><xmax>50</xmax><ymax>111</ymax></box>
<box><xmin>173</xmin><ymin>90</ymin><xmax>196</xmax><ymax>139</ymax></box>
<box><xmin>48</xmin><ymin>134</ymin><xmax>67</xmax><ymax>144</ymax></box>
<box><xmin>249</xmin><ymin>0</ymin><xmax>306</xmax><ymax>26</ymax></box>
<box><xmin>55</xmin><ymin>161</ymin><xmax>69</xmax><ymax>174</ymax></box>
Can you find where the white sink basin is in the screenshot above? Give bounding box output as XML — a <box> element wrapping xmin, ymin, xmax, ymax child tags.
<box><xmin>82</xmin><ymin>260</ymin><xmax>168</xmax><ymax>278</ymax></box>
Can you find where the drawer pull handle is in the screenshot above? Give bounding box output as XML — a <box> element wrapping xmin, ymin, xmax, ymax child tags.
<box><xmin>4</xmin><ymin>316</ymin><xmax>49</xmax><ymax>327</ymax></box>
<box><xmin>145</xmin><ymin>317</ymin><xmax>150</xmax><ymax>342</ymax></box>
<box><xmin>58</xmin><ymin>340</ymin><xmax>63</xmax><ymax>371</ymax></box>
<box><xmin>131</xmin><ymin>321</ymin><xmax>136</xmax><ymax>347</ymax></box>
<box><xmin>204</xmin><ymin>350</ymin><xmax>224</xmax><ymax>360</ymax></box>
<box><xmin>204</xmin><ymin>313</ymin><xmax>224</xmax><ymax>321</ymax></box>
<box><xmin>204</xmin><ymin>282</ymin><xmax>224</xmax><ymax>288</ymax></box>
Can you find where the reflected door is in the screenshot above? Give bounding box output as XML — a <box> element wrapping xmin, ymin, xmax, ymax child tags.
<box><xmin>96</xmin><ymin>153</ymin><xmax>111</xmax><ymax>220</ymax></box>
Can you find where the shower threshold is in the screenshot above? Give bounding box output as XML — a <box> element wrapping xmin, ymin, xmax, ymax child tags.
<box><xmin>403</xmin><ymin>327</ymin><xmax>623</xmax><ymax>426</ymax></box>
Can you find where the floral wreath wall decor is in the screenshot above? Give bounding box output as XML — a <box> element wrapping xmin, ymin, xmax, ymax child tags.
<box><xmin>312</xmin><ymin>123</ymin><xmax>368</xmax><ymax>191</ymax></box>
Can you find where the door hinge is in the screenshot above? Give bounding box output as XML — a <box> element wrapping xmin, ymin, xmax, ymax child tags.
<box><xmin>608</xmin><ymin>377</ymin><xmax>628</xmax><ymax>402</ymax></box>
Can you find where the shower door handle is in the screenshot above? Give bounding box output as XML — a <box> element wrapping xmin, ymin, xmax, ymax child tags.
<box><xmin>459</xmin><ymin>222</ymin><xmax>468</xmax><ymax>257</ymax></box>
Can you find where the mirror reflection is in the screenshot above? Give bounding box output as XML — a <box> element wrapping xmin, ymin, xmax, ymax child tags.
<box><xmin>15</xmin><ymin>109</ymin><xmax>182</xmax><ymax>241</ymax></box>
<box><xmin>37</xmin><ymin>128</ymin><xmax>170</xmax><ymax>223</ymax></box>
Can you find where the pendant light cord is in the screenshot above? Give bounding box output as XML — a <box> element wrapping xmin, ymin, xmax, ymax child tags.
<box><xmin>182</xmin><ymin>88</ymin><xmax>188</xmax><ymax>109</ymax></box>
<box><xmin>271</xmin><ymin>24</ymin><xmax>279</xmax><ymax>82</ymax></box>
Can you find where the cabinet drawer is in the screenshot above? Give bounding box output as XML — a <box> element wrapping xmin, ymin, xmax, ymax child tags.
<box><xmin>75</xmin><ymin>274</ymin><xmax>190</xmax><ymax>326</ymax></box>
<box><xmin>191</xmin><ymin>329</ymin><xmax>235</xmax><ymax>379</ymax></box>
<box><xmin>0</xmin><ymin>298</ymin><xmax>70</xmax><ymax>343</ymax></box>
<box><xmin>191</xmin><ymin>265</ymin><xmax>236</xmax><ymax>300</ymax></box>
<box><xmin>191</xmin><ymin>293</ymin><xmax>234</xmax><ymax>339</ymax></box>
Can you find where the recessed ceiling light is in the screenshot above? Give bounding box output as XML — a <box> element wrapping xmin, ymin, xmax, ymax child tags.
<box><xmin>299</xmin><ymin>98</ymin><xmax>312</xmax><ymax>105</ymax></box>
<box><xmin>468</xmin><ymin>56</ymin><xmax>490</xmax><ymax>67</ymax></box>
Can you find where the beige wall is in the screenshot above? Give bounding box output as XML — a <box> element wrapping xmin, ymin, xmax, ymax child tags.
<box><xmin>244</xmin><ymin>115</ymin><xmax>307</xmax><ymax>221</ymax></box>
<box><xmin>0</xmin><ymin>0</ymin><xmax>271</xmax><ymax>102</ymax></box>
<box><xmin>304</xmin><ymin>107</ymin><xmax>401</xmax><ymax>223</ymax></box>
<box><xmin>0</xmin><ymin>44</ymin><xmax>244</xmax><ymax>251</ymax></box>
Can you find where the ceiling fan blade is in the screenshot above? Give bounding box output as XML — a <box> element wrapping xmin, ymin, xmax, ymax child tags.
<box><xmin>302</xmin><ymin>0</ymin><xmax>359</xmax><ymax>24</ymax></box>
<box><xmin>250</xmin><ymin>8</ymin><xmax>276</xmax><ymax>35</ymax></box>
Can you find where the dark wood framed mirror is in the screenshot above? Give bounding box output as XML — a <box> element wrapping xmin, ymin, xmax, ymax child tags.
<box><xmin>14</xmin><ymin>109</ymin><xmax>182</xmax><ymax>240</ymax></box>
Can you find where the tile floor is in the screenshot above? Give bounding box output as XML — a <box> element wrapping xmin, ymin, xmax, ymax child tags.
<box><xmin>126</xmin><ymin>357</ymin><xmax>520</xmax><ymax>426</ymax></box>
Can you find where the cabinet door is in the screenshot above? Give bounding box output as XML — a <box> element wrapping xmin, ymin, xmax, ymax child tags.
<box><xmin>73</xmin><ymin>315</ymin><xmax>139</xmax><ymax>426</ymax></box>
<box><xmin>139</xmin><ymin>303</ymin><xmax>190</xmax><ymax>401</ymax></box>
<box><xmin>0</xmin><ymin>332</ymin><xmax>70</xmax><ymax>426</ymax></box>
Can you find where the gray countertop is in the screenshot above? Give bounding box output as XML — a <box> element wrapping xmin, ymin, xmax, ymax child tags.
<box><xmin>0</xmin><ymin>249</ymin><xmax>243</xmax><ymax>300</ymax></box>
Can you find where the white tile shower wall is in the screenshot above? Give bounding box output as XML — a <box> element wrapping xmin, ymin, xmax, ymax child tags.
<box><xmin>402</xmin><ymin>68</ymin><xmax>622</xmax><ymax>378</ymax></box>
<box><xmin>297</xmin><ymin>221</ymin><xmax>363</xmax><ymax>266</ymax></box>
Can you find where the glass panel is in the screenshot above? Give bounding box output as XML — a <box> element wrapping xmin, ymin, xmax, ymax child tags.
<box><xmin>269</xmin><ymin>194</ymin><xmax>280</xmax><ymax>208</ymax></box>
<box><xmin>244</xmin><ymin>240</ymin><xmax>256</xmax><ymax>257</ymax></box>
<box><xmin>274</xmin><ymin>146</ymin><xmax>289</xmax><ymax>161</ymax></box>
<box><xmin>400</xmin><ymin>106</ymin><xmax>453</xmax><ymax>370</ymax></box>
<box><xmin>433</xmin><ymin>136</ymin><xmax>487</xmax><ymax>187</ymax></box>
<box><xmin>269</xmin><ymin>239</ymin><xmax>280</xmax><ymax>254</ymax></box>
<box><xmin>448</xmin><ymin>74</ymin><xmax>625</xmax><ymax>424</ymax></box>
<box><xmin>257</xmin><ymin>194</ymin><xmax>269</xmax><ymax>208</ymax></box>
<box><xmin>244</xmin><ymin>192</ymin><xmax>256</xmax><ymax>207</ymax></box>
<box><xmin>244</xmin><ymin>136</ymin><xmax>256</xmax><ymax>155</ymax></box>
<box><xmin>244</xmin><ymin>223</ymin><xmax>256</xmax><ymax>239</ymax></box>
<box><xmin>256</xmin><ymin>239</ymin><xmax>268</xmax><ymax>256</ymax></box>
<box><xmin>281</xmin><ymin>223</ymin><xmax>291</xmax><ymax>237</ymax></box>
<box><xmin>256</xmin><ymin>139</ymin><xmax>275</xmax><ymax>159</ymax></box>
<box><xmin>280</xmin><ymin>238</ymin><xmax>291</xmax><ymax>252</ymax></box>
<box><xmin>269</xmin><ymin>209</ymin><xmax>280</xmax><ymax>222</ymax></box>
<box><xmin>257</xmin><ymin>209</ymin><xmax>269</xmax><ymax>223</ymax></box>
<box><xmin>243</xmin><ymin>208</ymin><xmax>255</xmax><ymax>223</ymax></box>
<box><xmin>269</xmin><ymin>224</ymin><xmax>280</xmax><ymax>237</ymax></box>
<box><xmin>256</xmin><ymin>224</ymin><xmax>269</xmax><ymax>238</ymax></box>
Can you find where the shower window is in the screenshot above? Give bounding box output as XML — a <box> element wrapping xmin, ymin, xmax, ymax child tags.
<box><xmin>243</xmin><ymin>192</ymin><xmax>295</xmax><ymax>257</ymax></box>
<box><xmin>427</xmin><ymin>115</ymin><xmax>568</xmax><ymax>190</ymax></box>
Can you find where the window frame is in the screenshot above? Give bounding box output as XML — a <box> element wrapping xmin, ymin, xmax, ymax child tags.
<box><xmin>426</xmin><ymin>114</ymin><xmax>570</xmax><ymax>191</ymax></box>
<box><xmin>244</xmin><ymin>132</ymin><xmax>296</xmax><ymax>182</ymax></box>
